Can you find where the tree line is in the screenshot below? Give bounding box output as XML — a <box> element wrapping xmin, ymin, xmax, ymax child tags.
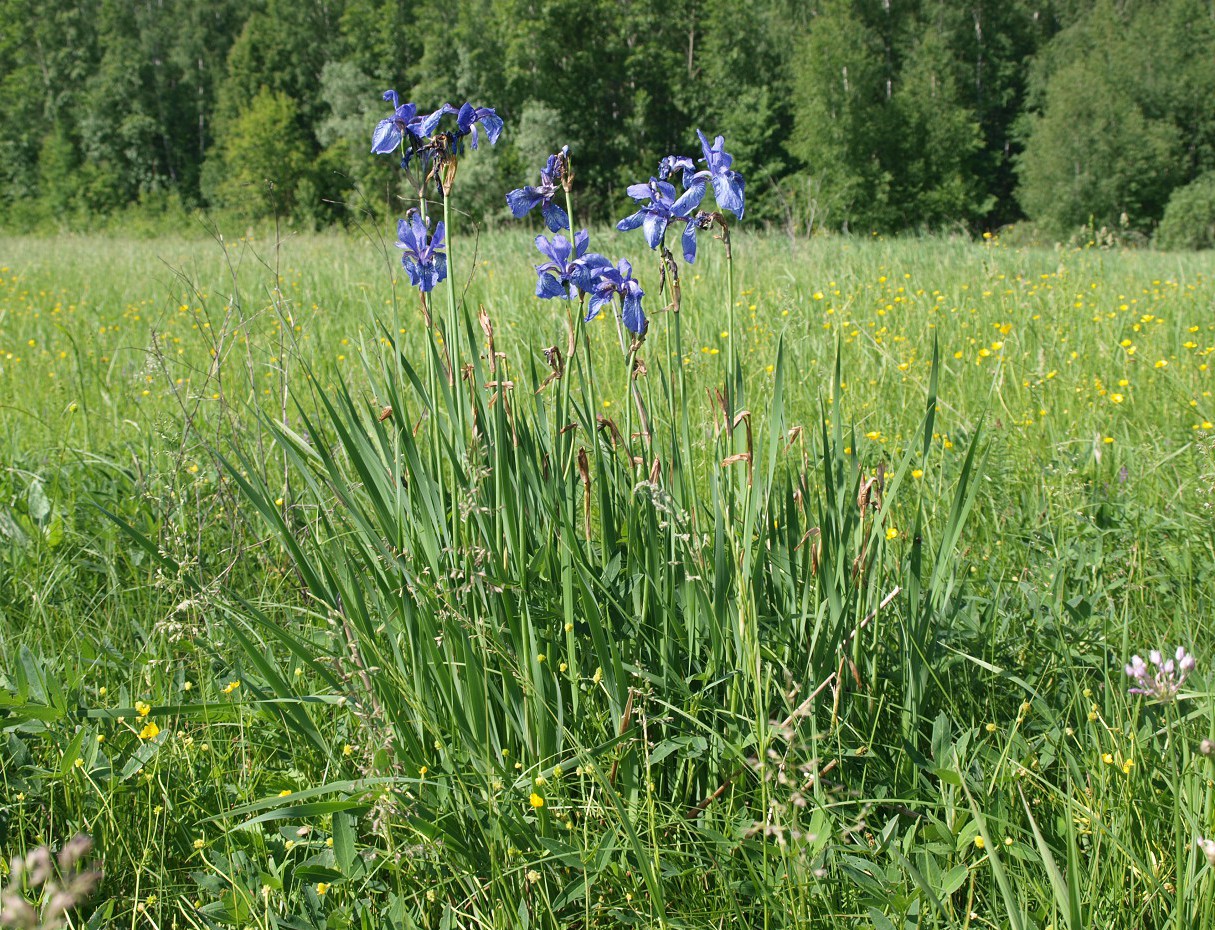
<box><xmin>2</xmin><ymin>0</ymin><xmax>1214</xmax><ymax>244</ymax></box>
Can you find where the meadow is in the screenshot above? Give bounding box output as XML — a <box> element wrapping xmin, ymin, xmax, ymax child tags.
<box><xmin>1</xmin><ymin>223</ymin><xmax>1214</xmax><ymax>930</ymax></box>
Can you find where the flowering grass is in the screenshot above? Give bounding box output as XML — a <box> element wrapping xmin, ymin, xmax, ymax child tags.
<box><xmin>0</xmin><ymin>226</ymin><xmax>1213</xmax><ymax>929</ymax></box>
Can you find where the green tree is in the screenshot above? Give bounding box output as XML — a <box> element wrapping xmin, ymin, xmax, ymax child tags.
<box><xmin>203</xmin><ymin>87</ymin><xmax>311</xmax><ymax>217</ymax></box>
<box><xmin>1018</xmin><ymin>0</ymin><xmax>1185</xmax><ymax>234</ymax></box>
<box><xmin>890</xmin><ymin>27</ymin><xmax>988</xmax><ymax>227</ymax></box>
<box><xmin>788</xmin><ymin>0</ymin><xmax>896</xmax><ymax>230</ymax></box>
<box><xmin>1156</xmin><ymin>172</ymin><xmax>1215</xmax><ymax>251</ymax></box>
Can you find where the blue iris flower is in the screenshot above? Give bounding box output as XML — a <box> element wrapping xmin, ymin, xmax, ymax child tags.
<box><xmin>371</xmin><ymin>90</ymin><xmax>426</xmax><ymax>155</ymax></box>
<box><xmin>615</xmin><ymin>177</ymin><xmax>707</xmax><ymax>262</ymax></box>
<box><xmin>419</xmin><ymin>102</ymin><xmax>504</xmax><ymax>149</ymax></box>
<box><xmin>506</xmin><ymin>150</ymin><xmax>569</xmax><ymax>232</ymax></box>
<box><xmin>395</xmin><ymin>212</ymin><xmax>448</xmax><ymax>294</ymax></box>
<box><xmin>695</xmin><ymin>129</ymin><xmax>745</xmax><ymax>220</ymax></box>
<box><xmin>658</xmin><ymin>155</ymin><xmax>696</xmax><ymax>186</ymax></box>
<box><xmin>587</xmin><ymin>259</ymin><xmax>646</xmax><ymax>335</ymax></box>
<box><xmin>534</xmin><ymin>229</ymin><xmax>611</xmax><ymax>300</ymax></box>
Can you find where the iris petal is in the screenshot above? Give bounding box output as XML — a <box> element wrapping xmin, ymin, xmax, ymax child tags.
<box><xmin>586</xmin><ymin>293</ymin><xmax>611</xmax><ymax>322</ymax></box>
<box><xmin>536</xmin><ymin>272</ymin><xmax>568</xmax><ymax>300</ymax></box>
<box><xmin>621</xmin><ymin>294</ymin><xmax>647</xmax><ymax>335</ymax></box>
<box><xmin>419</xmin><ymin>104</ymin><xmax>456</xmax><ymax>136</ymax></box>
<box><xmin>372</xmin><ymin>120</ymin><xmax>401</xmax><ymax>154</ymax></box>
<box><xmin>672</xmin><ymin>180</ymin><xmax>707</xmax><ymax>217</ymax></box>
<box><xmin>534</xmin><ymin>233</ymin><xmax>560</xmax><ymax>264</ymax></box>
<box><xmin>616</xmin><ymin>210</ymin><xmax>645</xmax><ymax>232</ymax></box>
<box><xmin>681</xmin><ymin>221</ymin><xmax>698</xmax><ymax>264</ymax></box>
<box><xmin>642</xmin><ymin>211</ymin><xmax>668</xmax><ymax>250</ymax></box>
<box><xmin>626</xmin><ymin>182</ymin><xmax>654</xmax><ymax>202</ymax></box>
<box><xmin>456</xmin><ymin>102</ymin><xmax>476</xmax><ymax>132</ymax></box>
<box><xmin>541</xmin><ymin>200</ymin><xmax>569</xmax><ymax>232</ymax></box>
<box><xmin>713</xmin><ymin>173</ymin><xmax>746</xmax><ymax>220</ymax></box>
<box><xmin>477</xmin><ymin>108</ymin><xmax>504</xmax><ymax>144</ymax></box>
<box><xmin>507</xmin><ymin>187</ymin><xmax>544</xmax><ymax>217</ymax></box>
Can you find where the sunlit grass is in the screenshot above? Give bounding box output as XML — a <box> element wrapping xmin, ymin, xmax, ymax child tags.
<box><xmin>1</xmin><ymin>227</ymin><xmax>1213</xmax><ymax>929</ymax></box>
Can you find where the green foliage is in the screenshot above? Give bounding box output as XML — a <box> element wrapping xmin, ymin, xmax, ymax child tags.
<box><xmin>789</xmin><ymin>1</ymin><xmax>892</xmax><ymax>231</ymax></box>
<box><xmin>890</xmin><ymin>28</ymin><xmax>989</xmax><ymax>227</ymax></box>
<box><xmin>788</xmin><ymin>0</ymin><xmax>998</xmax><ymax>232</ymax></box>
<box><xmin>1016</xmin><ymin>0</ymin><xmax>1185</xmax><ymax>237</ymax></box>
<box><xmin>1156</xmin><ymin>173</ymin><xmax>1215</xmax><ymax>251</ymax></box>
<box><xmin>1018</xmin><ymin>0</ymin><xmax>1215</xmax><ymax>237</ymax></box>
<box><xmin>204</xmin><ymin>87</ymin><xmax>312</xmax><ymax>217</ymax></box>
<box><xmin>1018</xmin><ymin>57</ymin><xmax>1181</xmax><ymax>235</ymax></box>
<box><xmin>9</xmin><ymin>0</ymin><xmax>1215</xmax><ymax>236</ymax></box>
<box><xmin>37</xmin><ymin>127</ymin><xmax>78</xmax><ymax>218</ymax></box>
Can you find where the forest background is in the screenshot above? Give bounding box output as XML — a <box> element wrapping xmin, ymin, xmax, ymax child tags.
<box><xmin>3</xmin><ymin>0</ymin><xmax>1215</xmax><ymax>247</ymax></box>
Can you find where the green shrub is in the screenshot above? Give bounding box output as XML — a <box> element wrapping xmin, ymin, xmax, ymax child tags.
<box><xmin>1155</xmin><ymin>173</ymin><xmax>1215</xmax><ymax>250</ymax></box>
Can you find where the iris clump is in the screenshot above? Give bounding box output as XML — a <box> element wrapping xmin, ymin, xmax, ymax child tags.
<box><xmin>372</xmin><ymin>91</ymin><xmax>502</xmax><ymax>295</ymax></box>
<box><xmin>1125</xmin><ymin>646</ymin><xmax>1197</xmax><ymax>701</ymax></box>
<box><xmin>506</xmin><ymin>129</ymin><xmax>745</xmax><ymax>341</ymax></box>
<box><xmin>395</xmin><ymin>211</ymin><xmax>448</xmax><ymax>293</ymax></box>
<box><xmin>507</xmin><ymin>149</ymin><xmax>570</xmax><ymax>232</ymax></box>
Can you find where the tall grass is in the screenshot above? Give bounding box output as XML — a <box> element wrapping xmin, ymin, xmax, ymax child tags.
<box><xmin>0</xmin><ymin>228</ymin><xmax>1213</xmax><ymax>928</ymax></box>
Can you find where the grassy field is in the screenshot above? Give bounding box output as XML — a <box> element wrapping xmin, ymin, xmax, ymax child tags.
<box><xmin>1</xmin><ymin>224</ymin><xmax>1214</xmax><ymax>929</ymax></box>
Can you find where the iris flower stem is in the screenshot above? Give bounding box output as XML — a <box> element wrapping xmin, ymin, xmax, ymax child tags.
<box><xmin>673</xmin><ymin>303</ymin><xmax>693</xmax><ymax>504</ymax></box>
<box><xmin>405</xmin><ymin>137</ymin><xmax>441</xmax><ymax>486</ymax></box>
<box><xmin>622</xmin><ymin>334</ymin><xmax>635</xmax><ymax>472</ymax></box>
<box><xmin>441</xmin><ymin>181</ymin><xmax>464</xmax><ymax>541</ymax></box>
<box><xmin>558</xmin><ymin>179</ymin><xmax>579</xmax><ymax>472</ymax></box>
<box><xmin>722</xmin><ymin>228</ymin><xmax>741</xmax><ymax>525</ymax></box>
<box><xmin>725</xmin><ymin>242</ymin><xmax>737</xmax><ymax>413</ymax></box>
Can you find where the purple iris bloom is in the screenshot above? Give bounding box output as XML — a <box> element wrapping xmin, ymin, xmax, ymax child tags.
<box><xmin>371</xmin><ymin>90</ymin><xmax>425</xmax><ymax>155</ymax></box>
<box><xmin>616</xmin><ymin>177</ymin><xmax>707</xmax><ymax>261</ymax></box>
<box><xmin>587</xmin><ymin>259</ymin><xmax>646</xmax><ymax>335</ymax></box>
<box><xmin>419</xmin><ymin>102</ymin><xmax>504</xmax><ymax>148</ymax></box>
<box><xmin>395</xmin><ymin>212</ymin><xmax>448</xmax><ymax>294</ymax></box>
<box><xmin>534</xmin><ymin>230</ymin><xmax>611</xmax><ymax>300</ymax></box>
<box><xmin>658</xmin><ymin>155</ymin><xmax>696</xmax><ymax>186</ymax></box>
<box><xmin>506</xmin><ymin>150</ymin><xmax>569</xmax><ymax>232</ymax></box>
<box><xmin>695</xmin><ymin>129</ymin><xmax>745</xmax><ymax>220</ymax></box>
<box><xmin>680</xmin><ymin>212</ymin><xmax>718</xmax><ymax>264</ymax></box>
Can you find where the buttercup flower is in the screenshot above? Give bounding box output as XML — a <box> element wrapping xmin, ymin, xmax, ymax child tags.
<box><xmin>507</xmin><ymin>150</ymin><xmax>570</xmax><ymax>232</ymax></box>
<box><xmin>396</xmin><ymin>212</ymin><xmax>449</xmax><ymax>294</ymax></box>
